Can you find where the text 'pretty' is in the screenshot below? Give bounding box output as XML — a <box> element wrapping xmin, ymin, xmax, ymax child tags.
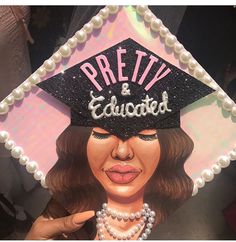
<box><xmin>80</xmin><ymin>47</ymin><xmax>171</xmax><ymax>92</ymax></box>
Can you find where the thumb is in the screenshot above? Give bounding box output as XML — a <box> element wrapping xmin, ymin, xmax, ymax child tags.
<box><xmin>26</xmin><ymin>210</ymin><xmax>95</xmax><ymax>240</ymax></box>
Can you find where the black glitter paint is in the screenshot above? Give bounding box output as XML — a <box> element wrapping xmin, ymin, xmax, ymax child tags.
<box><xmin>38</xmin><ymin>38</ymin><xmax>214</xmax><ymax>139</ymax></box>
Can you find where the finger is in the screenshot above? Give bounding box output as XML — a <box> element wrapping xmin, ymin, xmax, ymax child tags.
<box><xmin>45</xmin><ymin>210</ymin><xmax>95</xmax><ymax>237</ymax></box>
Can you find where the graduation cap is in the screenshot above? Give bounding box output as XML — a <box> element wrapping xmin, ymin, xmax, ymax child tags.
<box><xmin>38</xmin><ymin>38</ymin><xmax>214</xmax><ymax>139</ymax></box>
<box><xmin>0</xmin><ymin>6</ymin><xmax>235</xmax><ymax>198</ymax></box>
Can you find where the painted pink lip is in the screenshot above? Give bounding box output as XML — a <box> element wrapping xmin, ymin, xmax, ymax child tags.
<box><xmin>105</xmin><ymin>165</ymin><xmax>141</xmax><ymax>184</ymax></box>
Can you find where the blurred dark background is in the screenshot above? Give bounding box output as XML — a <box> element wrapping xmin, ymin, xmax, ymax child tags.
<box><xmin>0</xmin><ymin>6</ymin><xmax>236</xmax><ymax>240</ymax></box>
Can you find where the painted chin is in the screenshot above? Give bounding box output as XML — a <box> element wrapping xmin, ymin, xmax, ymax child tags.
<box><xmin>104</xmin><ymin>165</ymin><xmax>141</xmax><ymax>185</ymax></box>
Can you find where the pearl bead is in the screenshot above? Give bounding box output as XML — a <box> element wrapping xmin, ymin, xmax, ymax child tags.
<box><xmin>40</xmin><ymin>177</ymin><xmax>47</xmax><ymax>188</ymax></box>
<box><xmin>12</xmin><ymin>87</ymin><xmax>24</xmax><ymax>100</ymax></box>
<box><xmin>203</xmin><ymin>74</ymin><xmax>212</xmax><ymax>84</ymax></box>
<box><xmin>165</xmin><ymin>33</ymin><xmax>177</xmax><ymax>47</ymax></box>
<box><xmin>218</xmin><ymin>155</ymin><xmax>230</xmax><ymax>168</ymax></box>
<box><xmin>211</xmin><ymin>164</ymin><xmax>221</xmax><ymax>174</ymax></box>
<box><xmin>36</xmin><ymin>66</ymin><xmax>46</xmax><ymax>77</ymax></box>
<box><xmin>188</xmin><ymin>59</ymin><xmax>198</xmax><ymax>70</ymax></box>
<box><xmin>97</xmin><ymin>217</ymin><xmax>103</xmax><ymax>222</ymax></box>
<box><xmin>67</xmin><ymin>37</ymin><xmax>78</xmax><ymax>48</ymax></box>
<box><xmin>150</xmin><ymin>211</ymin><xmax>155</xmax><ymax>217</ymax></box>
<box><xmin>11</xmin><ymin>146</ymin><xmax>24</xmax><ymax>158</ymax></box>
<box><xmin>137</xmin><ymin>224</ymin><xmax>142</xmax><ymax>229</ymax></box>
<box><xmin>130</xmin><ymin>213</ymin><xmax>135</xmax><ymax>220</ymax></box>
<box><xmin>0</xmin><ymin>131</ymin><xmax>9</xmax><ymax>143</ymax></box>
<box><xmin>29</xmin><ymin>73</ymin><xmax>41</xmax><ymax>85</ymax></box>
<box><xmin>216</xmin><ymin>90</ymin><xmax>226</xmax><ymax>100</ymax></box>
<box><xmin>135</xmin><ymin>211</ymin><xmax>141</xmax><ymax>218</ymax></box>
<box><xmin>192</xmin><ymin>185</ymin><xmax>198</xmax><ymax>196</ymax></box>
<box><xmin>148</xmin><ymin>217</ymin><xmax>155</xmax><ymax>223</ymax></box>
<box><xmin>99</xmin><ymin>8</ymin><xmax>109</xmax><ymax>19</ymax></box>
<box><xmin>26</xmin><ymin>161</ymin><xmax>38</xmax><ymax>173</ymax></box>
<box><xmin>179</xmin><ymin>51</ymin><xmax>191</xmax><ymax>64</ymax></box>
<box><xmin>0</xmin><ymin>102</ymin><xmax>9</xmax><ymax>115</ymax></box>
<box><xmin>4</xmin><ymin>139</ymin><xmax>15</xmax><ymax>150</ymax></box>
<box><xmin>174</xmin><ymin>42</ymin><xmax>184</xmax><ymax>54</ymax></box>
<box><xmin>143</xmin><ymin>203</ymin><xmax>149</xmax><ymax>209</ymax></box>
<box><xmin>194</xmin><ymin>66</ymin><xmax>205</xmax><ymax>79</ymax></box>
<box><xmin>96</xmin><ymin>223</ymin><xmax>102</xmax><ymax>229</ymax></box>
<box><xmin>159</xmin><ymin>26</ymin><xmax>169</xmax><ymax>37</ymax></box>
<box><xmin>130</xmin><ymin>230</ymin><xmax>135</xmax><ymax>236</ymax></box>
<box><xmin>117</xmin><ymin>234</ymin><xmax>122</xmax><ymax>240</ymax></box>
<box><xmin>107</xmin><ymin>5</ymin><xmax>119</xmax><ymax>14</ymax></box>
<box><xmin>134</xmin><ymin>225</ymin><xmax>139</xmax><ymax>233</ymax></box>
<box><xmin>201</xmin><ymin>169</ymin><xmax>214</xmax><ymax>182</ymax></box>
<box><xmin>222</xmin><ymin>98</ymin><xmax>234</xmax><ymax>111</ymax></box>
<box><xmin>127</xmin><ymin>234</ymin><xmax>132</xmax><ymax>240</ymax></box>
<box><xmin>140</xmin><ymin>219</ymin><xmax>145</xmax><ymax>225</ymax></box>
<box><xmin>21</xmin><ymin>81</ymin><xmax>32</xmax><ymax>92</ymax></box>
<box><xmin>34</xmin><ymin>170</ymin><xmax>44</xmax><ymax>180</ymax></box>
<box><xmin>91</xmin><ymin>16</ymin><xmax>103</xmax><ymax>29</ymax></box>
<box><xmin>195</xmin><ymin>177</ymin><xmax>205</xmax><ymax>188</ymax></box>
<box><xmin>99</xmin><ymin>234</ymin><xmax>105</xmax><ymax>240</ymax></box>
<box><xmin>141</xmin><ymin>209</ymin><xmax>145</xmax><ymax>215</ymax></box>
<box><xmin>5</xmin><ymin>94</ymin><xmax>15</xmax><ymax>106</ymax></box>
<box><xmin>43</xmin><ymin>59</ymin><xmax>56</xmax><ymax>72</ymax></box>
<box><xmin>142</xmin><ymin>233</ymin><xmax>148</xmax><ymax>239</ymax></box>
<box><xmin>228</xmin><ymin>150</ymin><xmax>236</xmax><ymax>160</ymax></box>
<box><xmin>144</xmin><ymin>11</ymin><xmax>153</xmax><ymax>23</ymax></box>
<box><xmin>83</xmin><ymin>22</ymin><xmax>93</xmax><ymax>34</ymax></box>
<box><xmin>102</xmin><ymin>203</ymin><xmax>107</xmax><ymax>209</ymax></box>
<box><xmin>231</xmin><ymin>106</ymin><xmax>236</xmax><ymax>116</ymax></box>
<box><xmin>19</xmin><ymin>155</ymin><xmax>29</xmax><ymax>165</ymax></box>
<box><xmin>136</xmin><ymin>5</ymin><xmax>148</xmax><ymax>16</ymax></box>
<box><xmin>147</xmin><ymin>223</ymin><xmax>153</xmax><ymax>229</ymax></box>
<box><xmin>209</xmin><ymin>82</ymin><xmax>218</xmax><ymax>90</ymax></box>
<box><xmin>52</xmin><ymin>52</ymin><xmax>62</xmax><ymax>63</ymax></box>
<box><xmin>150</xmin><ymin>18</ymin><xmax>162</xmax><ymax>32</ymax></box>
<box><xmin>123</xmin><ymin>213</ymin><xmax>129</xmax><ymax>220</ymax></box>
<box><xmin>117</xmin><ymin>212</ymin><xmax>123</xmax><ymax>219</ymax></box>
<box><xmin>59</xmin><ymin>44</ymin><xmax>72</xmax><ymax>58</ymax></box>
<box><xmin>75</xmin><ymin>30</ymin><xmax>87</xmax><ymax>43</ymax></box>
<box><xmin>96</xmin><ymin>211</ymin><xmax>102</xmax><ymax>217</ymax></box>
<box><xmin>106</xmin><ymin>207</ymin><xmax>111</xmax><ymax>215</ymax></box>
<box><xmin>145</xmin><ymin>228</ymin><xmax>151</xmax><ymax>234</ymax></box>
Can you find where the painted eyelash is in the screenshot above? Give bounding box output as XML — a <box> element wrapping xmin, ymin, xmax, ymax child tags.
<box><xmin>92</xmin><ymin>131</ymin><xmax>111</xmax><ymax>139</ymax></box>
<box><xmin>138</xmin><ymin>134</ymin><xmax>158</xmax><ymax>141</ymax></box>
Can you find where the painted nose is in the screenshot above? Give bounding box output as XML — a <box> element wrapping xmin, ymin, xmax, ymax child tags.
<box><xmin>111</xmin><ymin>139</ymin><xmax>134</xmax><ymax>161</ymax></box>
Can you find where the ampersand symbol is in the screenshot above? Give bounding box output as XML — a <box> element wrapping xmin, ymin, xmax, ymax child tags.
<box><xmin>121</xmin><ymin>83</ymin><xmax>131</xmax><ymax>96</ymax></box>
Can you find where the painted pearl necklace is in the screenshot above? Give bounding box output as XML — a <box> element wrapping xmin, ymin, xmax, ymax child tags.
<box><xmin>96</xmin><ymin>203</ymin><xmax>155</xmax><ymax>240</ymax></box>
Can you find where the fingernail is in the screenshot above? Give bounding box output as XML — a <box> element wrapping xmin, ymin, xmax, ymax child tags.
<box><xmin>74</xmin><ymin>210</ymin><xmax>95</xmax><ymax>225</ymax></box>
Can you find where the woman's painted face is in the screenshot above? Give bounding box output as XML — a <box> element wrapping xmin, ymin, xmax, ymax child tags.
<box><xmin>87</xmin><ymin>127</ymin><xmax>161</xmax><ymax>199</ymax></box>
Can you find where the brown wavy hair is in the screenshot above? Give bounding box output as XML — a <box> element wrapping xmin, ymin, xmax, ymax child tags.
<box><xmin>43</xmin><ymin>125</ymin><xmax>194</xmax><ymax>239</ymax></box>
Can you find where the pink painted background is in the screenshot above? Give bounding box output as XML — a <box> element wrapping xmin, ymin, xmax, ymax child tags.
<box><xmin>0</xmin><ymin>6</ymin><xmax>235</xmax><ymax>179</ymax></box>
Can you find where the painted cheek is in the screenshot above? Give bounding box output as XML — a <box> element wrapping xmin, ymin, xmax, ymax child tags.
<box><xmin>131</xmin><ymin>139</ymin><xmax>160</xmax><ymax>171</ymax></box>
<box><xmin>87</xmin><ymin>137</ymin><xmax>117</xmax><ymax>168</ymax></box>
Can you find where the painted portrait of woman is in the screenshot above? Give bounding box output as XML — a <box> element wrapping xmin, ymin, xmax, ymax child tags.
<box><xmin>25</xmin><ymin>37</ymin><xmax>213</xmax><ymax>240</ymax></box>
<box><xmin>42</xmin><ymin>125</ymin><xmax>194</xmax><ymax>239</ymax></box>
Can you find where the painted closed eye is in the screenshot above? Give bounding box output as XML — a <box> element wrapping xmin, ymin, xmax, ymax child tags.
<box><xmin>92</xmin><ymin>131</ymin><xmax>111</xmax><ymax>139</ymax></box>
<box><xmin>138</xmin><ymin>133</ymin><xmax>158</xmax><ymax>141</ymax></box>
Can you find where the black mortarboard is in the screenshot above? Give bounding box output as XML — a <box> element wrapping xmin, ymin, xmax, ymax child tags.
<box><xmin>38</xmin><ymin>38</ymin><xmax>214</xmax><ymax>139</ymax></box>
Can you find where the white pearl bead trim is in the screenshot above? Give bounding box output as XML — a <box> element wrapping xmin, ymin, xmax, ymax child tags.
<box><xmin>137</xmin><ymin>5</ymin><xmax>236</xmax><ymax>116</ymax></box>
<box><xmin>0</xmin><ymin>6</ymin><xmax>235</xmax><ymax>196</ymax></box>
<box><xmin>192</xmin><ymin>147</ymin><xmax>235</xmax><ymax>196</ymax></box>
<box><xmin>138</xmin><ymin>6</ymin><xmax>236</xmax><ymax>198</ymax></box>
<box><xmin>0</xmin><ymin>130</ymin><xmax>47</xmax><ymax>188</ymax></box>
